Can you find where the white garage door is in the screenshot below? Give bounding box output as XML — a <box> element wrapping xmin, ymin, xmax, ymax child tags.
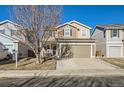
<box><xmin>109</xmin><ymin>46</ymin><xmax>121</xmax><ymax>57</ymax></box>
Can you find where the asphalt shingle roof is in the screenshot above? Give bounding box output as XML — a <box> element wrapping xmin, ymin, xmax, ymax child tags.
<box><xmin>96</xmin><ymin>24</ymin><xmax>124</xmax><ymax>29</ymax></box>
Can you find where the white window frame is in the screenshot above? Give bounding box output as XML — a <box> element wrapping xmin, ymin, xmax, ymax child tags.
<box><xmin>64</xmin><ymin>28</ymin><xmax>71</xmax><ymax>37</ymax></box>
<box><xmin>11</xmin><ymin>29</ymin><xmax>17</xmax><ymax>36</ymax></box>
<box><xmin>112</xmin><ymin>29</ymin><xmax>119</xmax><ymax>39</ymax></box>
<box><xmin>0</xmin><ymin>29</ymin><xmax>5</xmax><ymax>34</ymax></box>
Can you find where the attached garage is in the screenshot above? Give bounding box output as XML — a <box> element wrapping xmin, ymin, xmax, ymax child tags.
<box><xmin>71</xmin><ymin>45</ymin><xmax>91</xmax><ymax>58</ymax></box>
<box><xmin>57</xmin><ymin>38</ymin><xmax>96</xmax><ymax>58</ymax></box>
<box><xmin>108</xmin><ymin>46</ymin><xmax>122</xmax><ymax>57</ymax></box>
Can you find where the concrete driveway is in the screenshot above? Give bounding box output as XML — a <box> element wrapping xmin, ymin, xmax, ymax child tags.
<box><xmin>56</xmin><ymin>58</ymin><xmax>119</xmax><ymax>70</ymax></box>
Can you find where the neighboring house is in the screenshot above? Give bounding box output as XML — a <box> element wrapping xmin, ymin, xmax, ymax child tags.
<box><xmin>0</xmin><ymin>20</ymin><xmax>29</xmax><ymax>58</ymax></box>
<box><xmin>45</xmin><ymin>20</ymin><xmax>96</xmax><ymax>58</ymax></box>
<box><xmin>92</xmin><ymin>24</ymin><xmax>124</xmax><ymax>57</ymax></box>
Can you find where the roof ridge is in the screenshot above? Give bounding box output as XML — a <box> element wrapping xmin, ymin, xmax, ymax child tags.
<box><xmin>0</xmin><ymin>20</ymin><xmax>22</xmax><ymax>27</ymax></box>
<box><xmin>69</xmin><ymin>20</ymin><xmax>91</xmax><ymax>29</ymax></box>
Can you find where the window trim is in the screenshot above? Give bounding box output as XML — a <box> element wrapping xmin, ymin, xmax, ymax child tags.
<box><xmin>81</xmin><ymin>30</ymin><xmax>87</xmax><ymax>36</ymax></box>
<box><xmin>0</xmin><ymin>29</ymin><xmax>5</xmax><ymax>34</ymax></box>
<box><xmin>111</xmin><ymin>29</ymin><xmax>119</xmax><ymax>38</ymax></box>
<box><xmin>11</xmin><ymin>29</ymin><xmax>17</xmax><ymax>36</ymax></box>
<box><xmin>64</xmin><ymin>28</ymin><xmax>71</xmax><ymax>37</ymax></box>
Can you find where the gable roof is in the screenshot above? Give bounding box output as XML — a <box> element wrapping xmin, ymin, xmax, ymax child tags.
<box><xmin>69</xmin><ymin>20</ymin><xmax>91</xmax><ymax>29</ymax></box>
<box><xmin>0</xmin><ymin>20</ymin><xmax>22</xmax><ymax>27</ymax></box>
<box><xmin>95</xmin><ymin>24</ymin><xmax>124</xmax><ymax>30</ymax></box>
<box><xmin>56</xmin><ymin>23</ymin><xmax>79</xmax><ymax>30</ymax></box>
<box><xmin>91</xmin><ymin>24</ymin><xmax>124</xmax><ymax>36</ymax></box>
<box><xmin>57</xmin><ymin>20</ymin><xmax>91</xmax><ymax>29</ymax></box>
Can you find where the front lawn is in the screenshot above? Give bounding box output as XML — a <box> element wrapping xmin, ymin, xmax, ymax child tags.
<box><xmin>0</xmin><ymin>58</ymin><xmax>56</xmax><ymax>70</ymax></box>
<box><xmin>102</xmin><ymin>58</ymin><xmax>124</xmax><ymax>68</ymax></box>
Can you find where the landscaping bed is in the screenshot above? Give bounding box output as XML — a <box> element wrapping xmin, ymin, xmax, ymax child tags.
<box><xmin>0</xmin><ymin>58</ymin><xmax>56</xmax><ymax>70</ymax></box>
<box><xmin>102</xmin><ymin>58</ymin><xmax>124</xmax><ymax>68</ymax></box>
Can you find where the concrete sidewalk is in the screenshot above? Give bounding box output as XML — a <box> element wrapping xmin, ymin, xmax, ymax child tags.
<box><xmin>0</xmin><ymin>69</ymin><xmax>124</xmax><ymax>78</ymax></box>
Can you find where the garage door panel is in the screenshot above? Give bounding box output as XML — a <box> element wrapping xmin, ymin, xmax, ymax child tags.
<box><xmin>71</xmin><ymin>45</ymin><xmax>91</xmax><ymax>58</ymax></box>
<box><xmin>109</xmin><ymin>46</ymin><xmax>121</xmax><ymax>57</ymax></box>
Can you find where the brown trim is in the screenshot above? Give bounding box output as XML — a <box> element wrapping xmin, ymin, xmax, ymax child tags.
<box><xmin>63</xmin><ymin>29</ymin><xmax>64</xmax><ymax>36</ymax></box>
<box><xmin>56</xmin><ymin>38</ymin><xmax>95</xmax><ymax>43</ymax></box>
<box><xmin>56</xmin><ymin>38</ymin><xmax>95</xmax><ymax>40</ymax></box>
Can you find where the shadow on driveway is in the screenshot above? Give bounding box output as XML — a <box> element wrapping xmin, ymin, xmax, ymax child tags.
<box><xmin>1</xmin><ymin>76</ymin><xmax>124</xmax><ymax>87</ymax></box>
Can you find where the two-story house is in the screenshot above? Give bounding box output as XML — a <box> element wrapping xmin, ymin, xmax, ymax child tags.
<box><xmin>0</xmin><ymin>20</ymin><xmax>96</xmax><ymax>59</ymax></box>
<box><xmin>0</xmin><ymin>20</ymin><xmax>29</xmax><ymax>58</ymax></box>
<box><xmin>45</xmin><ymin>20</ymin><xmax>96</xmax><ymax>58</ymax></box>
<box><xmin>92</xmin><ymin>24</ymin><xmax>124</xmax><ymax>57</ymax></box>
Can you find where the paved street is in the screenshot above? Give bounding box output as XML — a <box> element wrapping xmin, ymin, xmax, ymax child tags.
<box><xmin>57</xmin><ymin>58</ymin><xmax>119</xmax><ymax>70</ymax></box>
<box><xmin>0</xmin><ymin>58</ymin><xmax>123</xmax><ymax>87</ymax></box>
<box><xmin>1</xmin><ymin>76</ymin><xmax>124</xmax><ymax>87</ymax></box>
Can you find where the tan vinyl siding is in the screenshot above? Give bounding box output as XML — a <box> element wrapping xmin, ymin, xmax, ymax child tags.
<box><xmin>70</xmin><ymin>22</ymin><xmax>90</xmax><ymax>38</ymax></box>
<box><xmin>57</xmin><ymin>25</ymin><xmax>78</xmax><ymax>38</ymax></box>
<box><xmin>57</xmin><ymin>23</ymin><xmax>90</xmax><ymax>39</ymax></box>
<box><xmin>92</xmin><ymin>45</ymin><xmax>95</xmax><ymax>56</ymax></box>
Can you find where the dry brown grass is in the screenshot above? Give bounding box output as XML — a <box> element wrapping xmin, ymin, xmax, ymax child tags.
<box><xmin>0</xmin><ymin>58</ymin><xmax>56</xmax><ymax>70</ymax></box>
<box><xmin>103</xmin><ymin>58</ymin><xmax>124</xmax><ymax>68</ymax></box>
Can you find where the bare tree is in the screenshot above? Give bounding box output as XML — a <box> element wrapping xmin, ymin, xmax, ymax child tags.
<box><xmin>11</xmin><ymin>5</ymin><xmax>62</xmax><ymax>64</ymax></box>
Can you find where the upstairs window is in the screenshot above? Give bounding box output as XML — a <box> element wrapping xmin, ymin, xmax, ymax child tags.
<box><xmin>64</xmin><ymin>28</ymin><xmax>71</xmax><ymax>37</ymax></box>
<box><xmin>11</xmin><ymin>30</ymin><xmax>17</xmax><ymax>36</ymax></box>
<box><xmin>111</xmin><ymin>29</ymin><xmax>119</xmax><ymax>38</ymax></box>
<box><xmin>0</xmin><ymin>29</ymin><xmax>5</xmax><ymax>34</ymax></box>
<box><xmin>81</xmin><ymin>30</ymin><xmax>86</xmax><ymax>36</ymax></box>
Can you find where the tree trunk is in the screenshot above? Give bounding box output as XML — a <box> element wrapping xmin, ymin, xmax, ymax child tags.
<box><xmin>36</xmin><ymin>53</ymin><xmax>42</xmax><ymax>64</ymax></box>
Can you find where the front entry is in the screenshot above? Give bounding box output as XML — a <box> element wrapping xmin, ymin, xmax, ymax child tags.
<box><xmin>52</xmin><ymin>44</ymin><xmax>57</xmax><ymax>55</ymax></box>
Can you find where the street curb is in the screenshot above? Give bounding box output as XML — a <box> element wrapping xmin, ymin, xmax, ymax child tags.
<box><xmin>0</xmin><ymin>69</ymin><xmax>124</xmax><ymax>78</ymax></box>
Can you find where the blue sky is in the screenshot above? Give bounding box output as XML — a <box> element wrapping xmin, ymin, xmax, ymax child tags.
<box><xmin>0</xmin><ymin>5</ymin><xmax>124</xmax><ymax>32</ymax></box>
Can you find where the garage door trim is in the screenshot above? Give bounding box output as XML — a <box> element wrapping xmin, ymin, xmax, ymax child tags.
<box><xmin>71</xmin><ymin>45</ymin><xmax>91</xmax><ymax>58</ymax></box>
<box><xmin>107</xmin><ymin>45</ymin><xmax>123</xmax><ymax>57</ymax></box>
<box><xmin>59</xmin><ymin>43</ymin><xmax>96</xmax><ymax>58</ymax></box>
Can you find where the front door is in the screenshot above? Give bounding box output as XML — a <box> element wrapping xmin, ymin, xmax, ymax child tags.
<box><xmin>52</xmin><ymin>44</ymin><xmax>57</xmax><ymax>55</ymax></box>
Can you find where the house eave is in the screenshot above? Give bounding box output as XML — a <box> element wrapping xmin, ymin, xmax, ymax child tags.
<box><xmin>56</xmin><ymin>38</ymin><xmax>95</xmax><ymax>43</ymax></box>
<box><xmin>0</xmin><ymin>33</ymin><xmax>19</xmax><ymax>43</ymax></box>
<box><xmin>69</xmin><ymin>20</ymin><xmax>92</xmax><ymax>29</ymax></box>
<box><xmin>0</xmin><ymin>20</ymin><xmax>22</xmax><ymax>27</ymax></box>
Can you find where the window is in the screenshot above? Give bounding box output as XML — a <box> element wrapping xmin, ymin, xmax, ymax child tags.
<box><xmin>0</xmin><ymin>29</ymin><xmax>5</xmax><ymax>34</ymax></box>
<box><xmin>81</xmin><ymin>30</ymin><xmax>86</xmax><ymax>36</ymax></box>
<box><xmin>64</xmin><ymin>28</ymin><xmax>71</xmax><ymax>36</ymax></box>
<box><xmin>111</xmin><ymin>29</ymin><xmax>119</xmax><ymax>38</ymax></box>
<box><xmin>11</xmin><ymin>30</ymin><xmax>17</xmax><ymax>36</ymax></box>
